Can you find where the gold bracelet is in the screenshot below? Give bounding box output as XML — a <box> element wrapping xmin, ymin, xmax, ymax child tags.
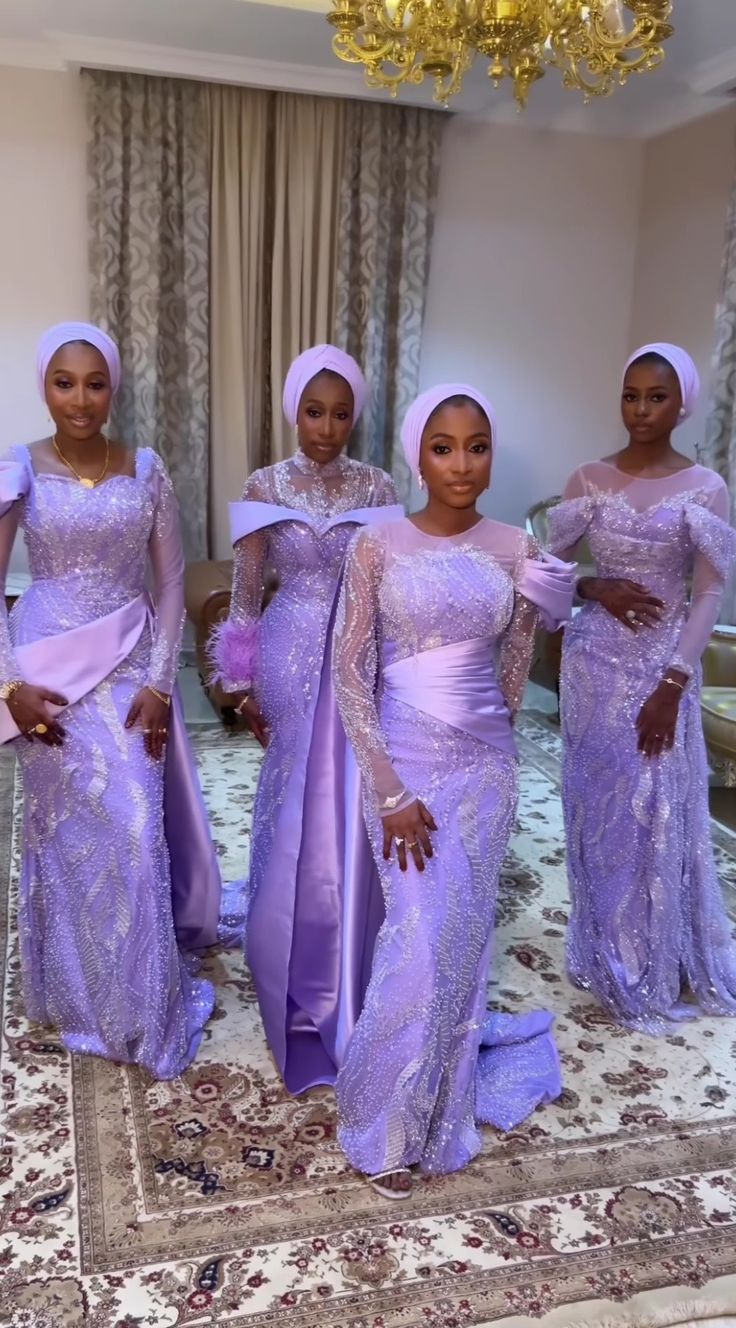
<box><xmin>0</xmin><ymin>679</ymin><xmax>24</xmax><ymax>702</ymax></box>
<box><xmin>661</xmin><ymin>674</ymin><xmax>686</xmax><ymax>692</ymax></box>
<box><xmin>146</xmin><ymin>686</ymin><xmax>171</xmax><ymax>707</ymax></box>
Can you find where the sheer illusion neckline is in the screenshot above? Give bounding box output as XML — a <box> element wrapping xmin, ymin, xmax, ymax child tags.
<box><xmin>21</xmin><ymin>443</ymin><xmax>140</xmax><ymax>489</ymax></box>
<box><xmin>291</xmin><ymin>449</ymin><xmax>350</xmax><ymax>480</ymax></box>
<box><xmin>406</xmin><ymin>516</ymin><xmax>488</xmax><ymax>543</ymax></box>
<box><xmin>598</xmin><ymin>459</ymin><xmax>698</xmax><ymax>481</ymax></box>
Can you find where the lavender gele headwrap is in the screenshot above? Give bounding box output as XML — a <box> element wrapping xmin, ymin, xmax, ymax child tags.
<box><xmin>400</xmin><ymin>383</ymin><xmax>497</xmax><ymax>478</ymax></box>
<box><xmin>36</xmin><ymin>322</ymin><xmax>122</xmax><ymax>400</ymax></box>
<box><xmin>282</xmin><ymin>344</ymin><xmax>367</xmax><ymax>428</ymax></box>
<box><xmin>623</xmin><ymin>342</ymin><xmax>700</xmax><ymax>423</ymax></box>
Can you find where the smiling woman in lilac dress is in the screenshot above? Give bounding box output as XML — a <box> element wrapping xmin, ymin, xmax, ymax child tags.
<box><xmin>210</xmin><ymin>344</ymin><xmax>402</xmax><ymax>1095</ymax></box>
<box><xmin>548</xmin><ymin>342</ymin><xmax>736</xmax><ymax>1032</ymax></box>
<box><xmin>332</xmin><ymin>383</ymin><xmax>574</xmax><ymax>1198</ymax></box>
<box><xmin>0</xmin><ymin>322</ymin><xmax>219</xmax><ymax>1078</ymax></box>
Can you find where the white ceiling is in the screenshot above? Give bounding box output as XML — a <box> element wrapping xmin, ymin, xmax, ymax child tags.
<box><xmin>0</xmin><ymin>0</ymin><xmax>735</xmax><ymax>137</ymax></box>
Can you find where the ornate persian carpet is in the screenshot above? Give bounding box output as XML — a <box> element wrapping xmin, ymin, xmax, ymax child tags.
<box><xmin>2</xmin><ymin>714</ymin><xmax>736</xmax><ymax>1328</ymax></box>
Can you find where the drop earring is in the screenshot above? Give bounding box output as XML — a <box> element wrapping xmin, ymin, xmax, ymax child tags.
<box><xmin>417</xmin><ymin>472</ymin><xmax>425</xmax><ymax>490</ymax></box>
<box><xmin>679</xmin><ymin>407</ymin><xmax>686</xmax><ymax>419</ymax></box>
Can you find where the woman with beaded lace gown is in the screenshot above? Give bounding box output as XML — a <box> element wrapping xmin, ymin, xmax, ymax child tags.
<box><xmin>332</xmin><ymin>384</ymin><xmax>574</xmax><ymax>1186</ymax></box>
<box><xmin>211</xmin><ymin>346</ymin><xmax>401</xmax><ymax>1094</ymax></box>
<box><xmin>548</xmin><ymin>342</ymin><xmax>736</xmax><ymax>1032</ymax></box>
<box><xmin>0</xmin><ymin>324</ymin><xmax>217</xmax><ymax>1078</ymax></box>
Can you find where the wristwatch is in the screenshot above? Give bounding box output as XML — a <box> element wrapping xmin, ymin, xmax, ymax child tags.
<box><xmin>0</xmin><ymin>680</ymin><xmax>23</xmax><ymax>701</ymax></box>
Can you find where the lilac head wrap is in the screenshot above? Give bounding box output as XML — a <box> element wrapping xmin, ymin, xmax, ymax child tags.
<box><xmin>37</xmin><ymin>322</ymin><xmax>122</xmax><ymax>401</ymax></box>
<box><xmin>400</xmin><ymin>383</ymin><xmax>497</xmax><ymax>479</ymax></box>
<box><xmin>282</xmin><ymin>344</ymin><xmax>367</xmax><ymax>429</ymax></box>
<box><xmin>623</xmin><ymin>342</ymin><xmax>700</xmax><ymax>423</ymax></box>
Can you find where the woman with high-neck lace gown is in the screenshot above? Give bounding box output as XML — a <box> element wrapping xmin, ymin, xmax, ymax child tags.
<box><xmin>548</xmin><ymin>342</ymin><xmax>736</xmax><ymax>1033</ymax></box>
<box><xmin>332</xmin><ymin>384</ymin><xmax>574</xmax><ymax>1197</ymax></box>
<box><xmin>210</xmin><ymin>345</ymin><xmax>402</xmax><ymax>1095</ymax></box>
<box><xmin>0</xmin><ymin>323</ymin><xmax>218</xmax><ymax>1078</ymax></box>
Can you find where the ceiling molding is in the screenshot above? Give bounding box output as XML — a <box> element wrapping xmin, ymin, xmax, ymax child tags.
<box><xmin>45</xmin><ymin>31</ymin><xmax>409</xmax><ymax>102</ymax></box>
<box><xmin>630</xmin><ymin>90</ymin><xmax>735</xmax><ymax>141</ymax></box>
<box><xmin>0</xmin><ymin>29</ymin><xmax>733</xmax><ymax>141</ymax></box>
<box><xmin>688</xmin><ymin>46</ymin><xmax>736</xmax><ymax>97</ymax></box>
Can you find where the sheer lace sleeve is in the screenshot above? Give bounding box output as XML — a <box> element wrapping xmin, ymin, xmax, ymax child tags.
<box><xmin>208</xmin><ymin>471</ymin><xmax>269</xmax><ymax>693</ymax></box>
<box><xmin>0</xmin><ymin>455</ymin><xmax>29</xmax><ymax>686</ymax></box>
<box><xmin>333</xmin><ymin>528</ymin><xmax>414</xmax><ymax>815</ymax></box>
<box><xmin>374</xmin><ymin>469</ymin><xmax>398</xmax><ymax>506</ymax></box>
<box><xmin>498</xmin><ymin>537</ymin><xmax>577</xmax><ymax>715</ymax></box>
<box><xmin>546</xmin><ymin>469</ymin><xmax>595</xmax><ymax>559</ymax></box>
<box><xmin>145</xmin><ymin>451</ymin><xmax>186</xmax><ymax>694</ymax></box>
<box><xmin>671</xmin><ymin>483</ymin><xmax>736</xmax><ymax>677</ymax></box>
<box><xmin>497</xmin><ymin>534</ymin><xmax>540</xmax><ymax>717</ymax></box>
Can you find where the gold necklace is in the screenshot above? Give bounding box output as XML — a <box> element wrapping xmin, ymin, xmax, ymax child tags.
<box><xmin>52</xmin><ymin>435</ymin><xmax>110</xmax><ymax>490</ymax></box>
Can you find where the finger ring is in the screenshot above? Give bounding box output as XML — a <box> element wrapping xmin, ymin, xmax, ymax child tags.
<box><xmin>34</xmin><ymin>723</ymin><xmax>48</xmax><ymax>735</ymax></box>
<box><xmin>395</xmin><ymin>837</ymin><xmax>405</xmax><ymax>846</ymax></box>
<box><xmin>143</xmin><ymin>728</ymin><xmax>153</xmax><ymax>734</ymax></box>
<box><xmin>407</xmin><ymin>841</ymin><xmax>418</xmax><ymax>850</ymax></box>
<box><xmin>625</xmin><ymin>609</ymin><xmax>636</xmax><ymax>622</ymax></box>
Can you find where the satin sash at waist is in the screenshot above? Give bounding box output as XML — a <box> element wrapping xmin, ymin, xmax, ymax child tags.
<box><xmin>382</xmin><ymin>636</ymin><xmax>516</xmax><ymax>755</ymax></box>
<box><xmin>0</xmin><ymin>592</ymin><xmax>149</xmax><ymax>744</ymax></box>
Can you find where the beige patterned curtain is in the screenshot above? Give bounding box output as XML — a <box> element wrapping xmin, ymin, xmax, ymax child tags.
<box><xmin>208</xmin><ymin>85</ymin><xmax>271</xmax><ymax>560</ymax></box>
<box><xmin>335</xmin><ymin>101</ymin><xmax>444</xmax><ymax>501</ymax></box>
<box><xmin>269</xmin><ymin>95</ymin><xmax>346</xmax><ymax>463</ymax></box>
<box><xmin>703</xmin><ymin>159</ymin><xmax>736</xmax><ymax>623</ymax></box>
<box><xmin>83</xmin><ymin>70</ymin><xmax>211</xmax><ymax>561</ymax></box>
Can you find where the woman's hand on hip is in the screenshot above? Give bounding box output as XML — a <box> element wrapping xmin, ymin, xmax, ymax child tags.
<box><xmin>125</xmin><ymin>688</ymin><xmax>170</xmax><ymax>760</ymax></box>
<box><xmin>7</xmin><ymin>683</ymin><xmax>67</xmax><ymax>746</ymax></box>
<box><xmin>383</xmin><ymin>800</ymin><xmax>437</xmax><ymax>873</ymax></box>
<box><xmin>636</xmin><ymin>681</ymin><xmax>680</xmax><ymax>759</ymax></box>
<box><xmin>234</xmin><ymin>694</ymin><xmax>269</xmax><ymax>748</ymax></box>
<box><xmin>579</xmin><ymin>577</ymin><xmax>664</xmax><ymax>630</ymax></box>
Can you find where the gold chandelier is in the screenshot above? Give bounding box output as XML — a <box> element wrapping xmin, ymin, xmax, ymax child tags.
<box><xmin>326</xmin><ymin>0</ymin><xmax>673</xmax><ymax>108</ymax></box>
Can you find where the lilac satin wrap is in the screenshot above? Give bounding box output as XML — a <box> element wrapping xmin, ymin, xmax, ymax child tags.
<box><xmin>517</xmin><ymin>552</ymin><xmax>578</xmax><ymax>631</ymax></box>
<box><xmin>229</xmin><ymin>501</ymin><xmax>398</xmax><ymax>543</ymax></box>
<box><xmin>401</xmin><ymin>382</ymin><xmax>497</xmax><ymax>478</ymax></box>
<box><xmin>623</xmin><ymin>342</ymin><xmax>700</xmax><ymax>422</ymax></box>
<box><xmin>236</xmin><ymin>501</ymin><xmax>404</xmax><ymax>1094</ymax></box>
<box><xmin>383</xmin><ymin>638</ymin><xmax>515</xmax><ymax>755</ymax></box>
<box><xmin>0</xmin><ymin>595</ymin><xmax>220</xmax><ymax>951</ymax></box>
<box><xmin>37</xmin><ymin>321</ymin><xmax>122</xmax><ymax>398</ymax></box>
<box><xmin>282</xmin><ymin>345</ymin><xmax>368</xmax><ymax>428</ymax></box>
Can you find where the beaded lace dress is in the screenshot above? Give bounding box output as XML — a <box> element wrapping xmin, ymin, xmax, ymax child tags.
<box><xmin>0</xmin><ymin>445</ymin><xmax>216</xmax><ymax>1078</ymax></box>
<box><xmin>332</xmin><ymin>517</ymin><xmax>574</xmax><ymax>1175</ymax></box>
<box><xmin>213</xmin><ymin>450</ymin><xmax>400</xmax><ymax>1094</ymax></box>
<box><xmin>548</xmin><ymin>462</ymin><xmax>736</xmax><ymax>1031</ymax></box>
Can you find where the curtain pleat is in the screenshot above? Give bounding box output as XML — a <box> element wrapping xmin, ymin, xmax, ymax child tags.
<box><xmin>83</xmin><ymin>69</ymin><xmax>211</xmax><ymax>560</ymax></box>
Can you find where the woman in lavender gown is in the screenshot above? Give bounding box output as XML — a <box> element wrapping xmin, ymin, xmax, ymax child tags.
<box><xmin>211</xmin><ymin>345</ymin><xmax>402</xmax><ymax>1095</ymax></box>
<box><xmin>548</xmin><ymin>342</ymin><xmax>736</xmax><ymax>1032</ymax></box>
<box><xmin>332</xmin><ymin>384</ymin><xmax>574</xmax><ymax>1197</ymax></box>
<box><xmin>0</xmin><ymin>323</ymin><xmax>219</xmax><ymax>1078</ymax></box>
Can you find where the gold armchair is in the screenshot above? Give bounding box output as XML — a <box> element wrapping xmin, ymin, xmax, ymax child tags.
<box><xmin>701</xmin><ymin>626</ymin><xmax>736</xmax><ymax>786</ymax></box>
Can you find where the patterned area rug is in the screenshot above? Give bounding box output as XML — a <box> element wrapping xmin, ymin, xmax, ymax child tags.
<box><xmin>2</xmin><ymin>713</ymin><xmax>736</xmax><ymax>1328</ymax></box>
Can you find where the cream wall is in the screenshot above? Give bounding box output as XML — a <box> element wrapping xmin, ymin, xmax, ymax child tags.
<box><xmin>628</xmin><ymin>105</ymin><xmax>736</xmax><ymax>461</ymax></box>
<box><xmin>419</xmin><ymin>117</ymin><xmax>644</xmax><ymax>523</ymax></box>
<box><xmin>0</xmin><ymin>65</ymin><xmax>89</xmax><ymax>572</ymax></box>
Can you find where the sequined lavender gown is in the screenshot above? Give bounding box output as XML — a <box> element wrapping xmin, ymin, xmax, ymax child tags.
<box><xmin>549</xmin><ymin>462</ymin><xmax>736</xmax><ymax>1032</ymax></box>
<box><xmin>332</xmin><ymin>518</ymin><xmax>574</xmax><ymax>1176</ymax></box>
<box><xmin>213</xmin><ymin>451</ymin><xmax>401</xmax><ymax>1094</ymax></box>
<box><xmin>0</xmin><ymin>446</ymin><xmax>218</xmax><ymax>1078</ymax></box>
